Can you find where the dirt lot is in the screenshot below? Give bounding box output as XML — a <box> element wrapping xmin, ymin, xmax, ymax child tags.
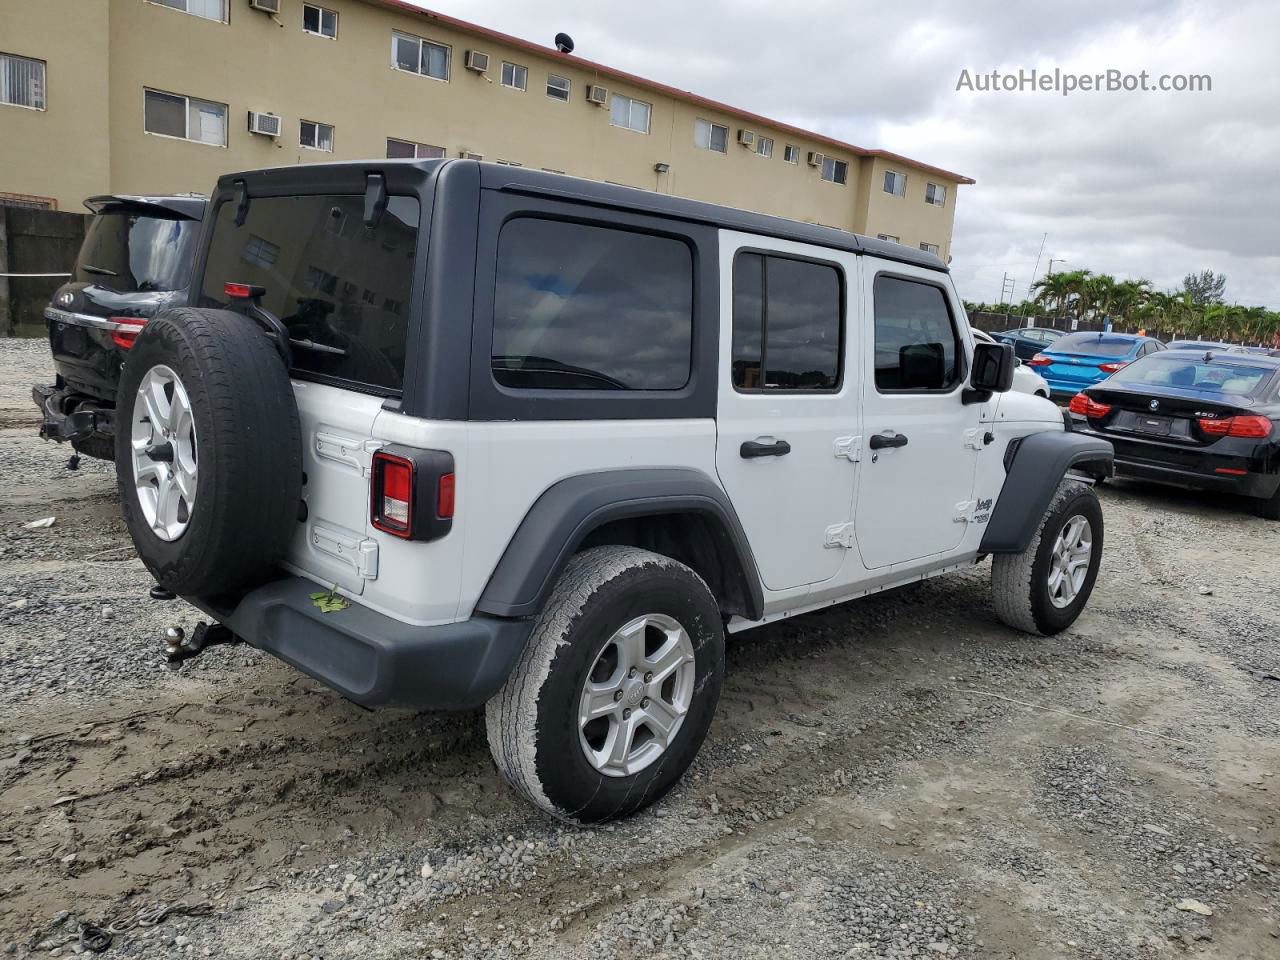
<box><xmin>1</xmin><ymin>338</ymin><xmax>1278</xmax><ymax>959</ymax></box>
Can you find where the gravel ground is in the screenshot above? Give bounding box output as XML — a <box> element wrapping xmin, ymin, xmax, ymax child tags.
<box><xmin>1</xmin><ymin>338</ymin><xmax>1278</xmax><ymax>959</ymax></box>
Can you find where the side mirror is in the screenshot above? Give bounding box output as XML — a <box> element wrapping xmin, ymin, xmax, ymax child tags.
<box><xmin>966</xmin><ymin>341</ymin><xmax>1015</xmax><ymax>402</ymax></box>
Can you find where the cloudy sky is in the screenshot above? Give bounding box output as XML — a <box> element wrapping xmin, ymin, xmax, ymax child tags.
<box><xmin>409</xmin><ymin>0</ymin><xmax>1279</xmax><ymax>308</ymax></box>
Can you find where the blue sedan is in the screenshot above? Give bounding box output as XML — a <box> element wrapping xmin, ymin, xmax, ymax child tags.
<box><xmin>1027</xmin><ymin>332</ymin><xmax>1166</xmax><ymax>398</ymax></box>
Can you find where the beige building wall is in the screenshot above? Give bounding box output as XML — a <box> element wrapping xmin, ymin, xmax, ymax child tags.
<box><xmin>0</xmin><ymin>0</ymin><xmax>111</xmax><ymax>209</ymax></box>
<box><xmin>2</xmin><ymin>0</ymin><xmax>970</xmax><ymax>252</ymax></box>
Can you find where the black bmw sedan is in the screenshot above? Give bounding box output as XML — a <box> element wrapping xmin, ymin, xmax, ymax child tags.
<box><xmin>1066</xmin><ymin>349</ymin><xmax>1280</xmax><ymax>519</ymax></box>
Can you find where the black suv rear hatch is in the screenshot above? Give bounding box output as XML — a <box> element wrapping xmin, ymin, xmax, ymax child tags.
<box><xmin>46</xmin><ymin>195</ymin><xmax>205</xmax><ymax>399</ymax></box>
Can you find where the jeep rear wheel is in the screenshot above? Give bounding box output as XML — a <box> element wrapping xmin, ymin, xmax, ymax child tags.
<box><xmin>991</xmin><ymin>479</ymin><xmax>1103</xmax><ymax>635</ymax></box>
<box><xmin>485</xmin><ymin>546</ymin><xmax>724</xmax><ymax>823</ymax></box>
<box><xmin>115</xmin><ymin>307</ymin><xmax>301</xmax><ymax>596</ymax></box>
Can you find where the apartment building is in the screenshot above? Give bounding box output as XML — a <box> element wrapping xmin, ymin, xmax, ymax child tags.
<box><xmin>0</xmin><ymin>0</ymin><xmax>973</xmax><ymax>257</ymax></box>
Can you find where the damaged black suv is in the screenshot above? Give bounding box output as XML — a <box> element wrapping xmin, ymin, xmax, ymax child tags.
<box><xmin>33</xmin><ymin>194</ymin><xmax>206</xmax><ymax>462</ymax></box>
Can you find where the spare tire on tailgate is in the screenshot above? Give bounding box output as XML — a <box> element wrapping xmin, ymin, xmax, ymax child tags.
<box><xmin>115</xmin><ymin>307</ymin><xmax>302</xmax><ymax>596</ymax></box>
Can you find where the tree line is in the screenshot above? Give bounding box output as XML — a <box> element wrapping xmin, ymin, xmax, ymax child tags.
<box><xmin>965</xmin><ymin>270</ymin><xmax>1280</xmax><ymax>346</ymax></box>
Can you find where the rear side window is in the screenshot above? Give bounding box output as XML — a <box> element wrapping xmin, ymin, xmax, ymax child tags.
<box><xmin>201</xmin><ymin>194</ymin><xmax>420</xmax><ymax>393</ymax></box>
<box><xmin>1052</xmin><ymin>333</ymin><xmax>1138</xmax><ymax>357</ymax></box>
<box><xmin>873</xmin><ymin>275</ymin><xmax>962</xmax><ymax>391</ymax></box>
<box><xmin>74</xmin><ymin>213</ymin><xmax>199</xmax><ymax>293</ymax></box>
<box><xmin>492</xmin><ymin>218</ymin><xmax>693</xmax><ymax>390</ymax></box>
<box><xmin>732</xmin><ymin>252</ymin><xmax>842</xmax><ymax>391</ymax></box>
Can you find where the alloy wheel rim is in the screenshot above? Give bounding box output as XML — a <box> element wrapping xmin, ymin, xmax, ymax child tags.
<box><xmin>577</xmin><ymin>613</ymin><xmax>697</xmax><ymax>778</ymax></box>
<box><xmin>1047</xmin><ymin>514</ymin><xmax>1092</xmax><ymax>609</ymax></box>
<box><xmin>130</xmin><ymin>364</ymin><xmax>198</xmax><ymax>542</ymax></box>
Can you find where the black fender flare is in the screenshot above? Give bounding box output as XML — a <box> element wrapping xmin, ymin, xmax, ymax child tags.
<box><xmin>475</xmin><ymin>468</ymin><xmax>765</xmax><ymax>620</ymax></box>
<box><xmin>979</xmin><ymin>431</ymin><xmax>1114</xmax><ymax>554</ymax></box>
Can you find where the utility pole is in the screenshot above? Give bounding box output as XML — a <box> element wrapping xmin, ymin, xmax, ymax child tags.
<box><xmin>998</xmin><ymin>274</ymin><xmax>1016</xmax><ymax>311</ymax></box>
<box><xmin>1047</xmin><ymin>258</ymin><xmax>1067</xmax><ymax>276</ymax></box>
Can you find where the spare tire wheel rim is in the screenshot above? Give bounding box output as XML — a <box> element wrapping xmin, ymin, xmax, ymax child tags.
<box><xmin>130</xmin><ymin>364</ymin><xmax>198</xmax><ymax>542</ymax></box>
<box><xmin>1047</xmin><ymin>514</ymin><xmax>1092</xmax><ymax>609</ymax></box>
<box><xmin>577</xmin><ymin>613</ymin><xmax>697</xmax><ymax>778</ymax></box>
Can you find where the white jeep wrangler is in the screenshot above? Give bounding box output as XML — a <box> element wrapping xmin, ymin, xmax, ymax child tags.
<box><xmin>116</xmin><ymin>160</ymin><xmax>1113</xmax><ymax>823</ymax></box>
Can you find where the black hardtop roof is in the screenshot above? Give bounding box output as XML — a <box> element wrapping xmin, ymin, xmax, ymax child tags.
<box><xmin>84</xmin><ymin>194</ymin><xmax>207</xmax><ymax>220</ymax></box>
<box><xmin>212</xmin><ymin>158</ymin><xmax>949</xmax><ymax>274</ymax></box>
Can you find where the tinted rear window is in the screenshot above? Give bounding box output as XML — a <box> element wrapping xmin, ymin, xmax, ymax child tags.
<box><xmin>74</xmin><ymin>213</ymin><xmax>199</xmax><ymax>293</ymax></box>
<box><xmin>201</xmin><ymin>194</ymin><xmax>420</xmax><ymax>393</ymax></box>
<box><xmin>1053</xmin><ymin>334</ymin><xmax>1140</xmax><ymax>357</ymax></box>
<box><xmin>1111</xmin><ymin>356</ymin><xmax>1274</xmax><ymax>396</ymax></box>
<box><xmin>492</xmin><ymin>217</ymin><xmax>693</xmax><ymax>391</ymax></box>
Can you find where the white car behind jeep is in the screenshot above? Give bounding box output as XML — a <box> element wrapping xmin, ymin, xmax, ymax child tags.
<box><xmin>114</xmin><ymin>160</ymin><xmax>1113</xmax><ymax>823</ymax></box>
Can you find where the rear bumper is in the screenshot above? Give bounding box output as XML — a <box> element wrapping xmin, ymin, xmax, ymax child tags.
<box><xmin>32</xmin><ymin>382</ymin><xmax>115</xmax><ymax>444</ymax></box>
<box><xmin>1044</xmin><ymin>374</ymin><xmax>1104</xmax><ymax>397</ymax></box>
<box><xmin>189</xmin><ymin>577</ymin><xmax>532</xmax><ymax>710</ymax></box>
<box><xmin>1071</xmin><ymin>420</ymin><xmax>1280</xmax><ymax>499</ymax></box>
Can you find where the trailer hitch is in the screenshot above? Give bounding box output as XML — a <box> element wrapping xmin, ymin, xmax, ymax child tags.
<box><xmin>163</xmin><ymin>621</ymin><xmax>239</xmax><ymax>666</ymax></box>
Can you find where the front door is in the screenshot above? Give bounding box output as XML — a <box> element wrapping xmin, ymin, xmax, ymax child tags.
<box><xmin>854</xmin><ymin>264</ymin><xmax>982</xmax><ymax>569</ymax></box>
<box><xmin>714</xmin><ymin>231</ymin><xmax>860</xmax><ymax>591</ymax></box>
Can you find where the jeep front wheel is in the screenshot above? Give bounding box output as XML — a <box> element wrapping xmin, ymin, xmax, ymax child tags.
<box><xmin>991</xmin><ymin>479</ymin><xmax>1104</xmax><ymax>635</ymax></box>
<box><xmin>485</xmin><ymin>546</ymin><xmax>724</xmax><ymax>823</ymax></box>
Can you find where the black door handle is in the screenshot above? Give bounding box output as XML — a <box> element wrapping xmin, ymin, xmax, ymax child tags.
<box><xmin>869</xmin><ymin>432</ymin><xmax>909</xmax><ymax>450</ymax></box>
<box><xmin>740</xmin><ymin>439</ymin><xmax>791</xmax><ymax>459</ymax></box>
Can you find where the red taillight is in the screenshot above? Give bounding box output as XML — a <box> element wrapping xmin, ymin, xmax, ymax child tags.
<box><xmin>1097</xmin><ymin>361</ymin><xmax>1129</xmax><ymax>374</ymax></box>
<box><xmin>1198</xmin><ymin>415</ymin><xmax>1273</xmax><ymax>438</ymax></box>
<box><xmin>1027</xmin><ymin>353</ymin><xmax>1052</xmax><ymax>367</ymax></box>
<box><xmin>223</xmin><ymin>281</ymin><xmax>266</xmax><ymax>300</ymax></box>
<box><xmin>1068</xmin><ymin>393</ymin><xmax>1112</xmax><ymax>418</ymax></box>
<box><xmin>1214</xmin><ymin>467</ymin><xmax>1248</xmax><ymax>476</ymax></box>
<box><xmin>371</xmin><ymin>452</ymin><xmax>414</xmax><ymax>536</ymax></box>
<box><xmin>111</xmin><ymin>316</ymin><xmax>148</xmax><ymax>350</ymax></box>
<box><xmin>436</xmin><ymin>473</ymin><xmax>455</xmax><ymax>519</ymax></box>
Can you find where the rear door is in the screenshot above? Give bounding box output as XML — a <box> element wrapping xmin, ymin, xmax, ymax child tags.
<box><xmin>197</xmin><ymin>191</ymin><xmax>424</xmax><ymax>596</ymax></box>
<box><xmin>714</xmin><ymin>232</ymin><xmax>859</xmax><ymax>591</ymax></box>
<box><xmin>854</xmin><ymin>264</ymin><xmax>982</xmax><ymax>569</ymax></box>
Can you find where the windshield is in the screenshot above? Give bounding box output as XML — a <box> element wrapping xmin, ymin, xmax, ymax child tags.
<box><xmin>74</xmin><ymin>213</ymin><xmax>199</xmax><ymax>293</ymax></box>
<box><xmin>1052</xmin><ymin>333</ymin><xmax>1139</xmax><ymax>357</ymax></box>
<box><xmin>200</xmin><ymin>193</ymin><xmax>420</xmax><ymax>394</ymax></box>
<box><xmin>1110</xmin><ymin>355</ymin><xmax>1274</xmax><ymax>397</ymax></box>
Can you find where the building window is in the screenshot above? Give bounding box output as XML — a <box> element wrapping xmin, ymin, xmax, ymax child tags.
<box><xmin>150</xmin><ymin>0</ymin><xmax>227</xmax><ymax>22</ymax></box>
<box><xmin>820</xmin><ymin>157</ymin><xmax>848</xmax><ymax>184</ymax></box>
<box><xmin>0</xmin><ymin>191</ymin><xmax>56</xmax><ymax>210</ymax></box>
<box><xmin>500</xmin><ymin>62</ymin><xmax>528</xmax><ymax>91</ymax></box>
<box><xmin>884</xmin><ymin>170</ymin><xmax>907</xmax><ymax>196</ymax></box>
<box><xmin>0</xmin><ymin>52</ymin><xmax>45</xmax><ymax>110</ymax></box>
<box><xmin>877</xmin><ymin>234</ymin><xmax>900</xmax><ymax>243</ymax></box>
<box><xmin>873</xmin><ymin>275</ymin><xmax>962</xmax><ymax>392</ymax></box>
<box><xmin>546</xmin><ymin>74</ymin><xmax>570</xmax><ymax>102</ymax></box>
<box><xmin>300</xmin><ymin>119</ymin><xmax>334</xmax><ymax>152</ymax></box>
<box><xmin>392</xmin><ymin>31</ymin><xmax>450</xmax><ymax>81</ymax></box>
<box><xmin>302</xmin><ymin>3</ymin><xmax>337</xmax><ymax>38</ymax></box>
<box><xmin>386</xmin><ymin>137</ymin><xmax>445</xmax><ymax>159</ymax></box>
<box><xmin>495</xmin><ymin>159</ymin><xmax>523</xmax><ymax>166</ymax></box>
<box><xmin>610</xmin><ymin>94</ymin><xmax>651</xmax><ymax>133</ymax></box>
<box><xmin>732</xmin><ymin>252</ymin><xmax>843</xmax><ymax>392</ymax></box>
<box><xmin>694</xmin><ymin>118</ymin><xmax>728</xmax><ymax>153</ymax></box>
<box><xmin>920</xmin><ymin>242</ymin><xmax>940</xmax><ymax>255</ymax></box>
<box><xmin>242</xmin><ymin>234</ymin><xmax>279</xmax><ymax>268</ymax></box>
<box><xmin>493</xmin><ymin>218</ymin><xmax>693</xmax><ymax>391</ymax></box>
<box><xmin>925</xmin><ymin>182</ymin><xmax>946</xmax><ymax>206</ymax></box>
<box><xmin>143</xmin><ymin>88</ymin><xmax>227</xmax><ymax>146</ymax></box>
<box><xmin>755</xmin><ymin>137</ymin><xmax>774</xmax><ymax>158</ymax></box>
<box><xmin>782</xmin><ymin>144</ymin><xmax>800</xmax><ymax>165</ymax></box>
